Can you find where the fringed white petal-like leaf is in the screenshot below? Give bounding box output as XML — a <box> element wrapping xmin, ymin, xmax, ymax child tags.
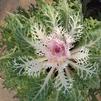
<box><xmin>34</xmin><ymin>40</ymin><xmax>46</xmax><ymax>56</ymax></box>
<box><xmin>68</xmin><ymin>60</ymin><xmax>96</xmax><ymax>79</ymax></box>
<box><xmin>71</xmin><ymin>47</ymin><xmax>89</xmax><ymax>65</ymax></box>
<box><xmin>31</xmin><ymin>23</ymin><xmax>46</xmax><ymax>40</ymax></box>
<box><xmin>77</xmin><ymin>63</ymin><xmax>97</xmax><ymax>79</ymax></box>
<box><xmin>50</xmin><ymin>26</ymin><xmax>65</xmax><ymax>38</ymax></box>
<box><xmin>69</xmin><ymin>14</ymin><xmax>83</xmax><ymax>41</ymax></box>
<box><xmin>23</xmin><ymin>23</ymin><xmax>46</xmax><ymax>54</ymax></box>
<box><xmin>54</xmin><ymin>67</ymin><xmax>72</xmax><ymax>93</ymax></box>
<box><xmin>25</xmin><ymin>23</ymin><xmax>47</xmax><ymax>56</ymax></box>
<box><xmin>64</xmin><ymin>34</ymin><xmax>75</xmax><ymax>49</ymax></box>
<box><xmin>24</xmin><ymin>60</ymin><xmax>43</xmax><ymax>77</ymax></box>
<box><xmin>13</xmin><ymin>56</ymin><xmax>44</xmax><ymax>77</ymax></box>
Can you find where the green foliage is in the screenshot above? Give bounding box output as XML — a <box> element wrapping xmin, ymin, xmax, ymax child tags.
<box><xmin>0</xmin><ymin>0</ymin><xmax>101</xmax><ymax>101</ymax></box>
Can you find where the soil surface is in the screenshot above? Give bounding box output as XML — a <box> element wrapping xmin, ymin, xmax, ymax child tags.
<box><xmin>0</xmin><ymin>77</ymin><xmax>19</xmax><ymax>101</ymax></box>
<box><xmin>0</xmin><ymin>0</ymin><xmax>36</xmax><ymax>25</ymax></box>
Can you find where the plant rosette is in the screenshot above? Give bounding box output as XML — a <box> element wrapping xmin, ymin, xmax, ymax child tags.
<box><xmin>4</xmin><ymin>0</ymin><xmax>100</xmax><ymax>100</ymax></box>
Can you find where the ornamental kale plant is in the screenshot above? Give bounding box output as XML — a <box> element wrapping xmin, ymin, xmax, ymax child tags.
<box><xmin>0</xmin><ymin>0</ymin><xmax>101</xmax><ymax>101</ymax></box>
